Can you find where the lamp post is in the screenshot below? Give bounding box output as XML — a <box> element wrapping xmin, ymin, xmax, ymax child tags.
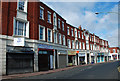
<box><xmin>95</xmin><ymin>12</ymin><xmax>118</xmax><ymax>15</ymax></box>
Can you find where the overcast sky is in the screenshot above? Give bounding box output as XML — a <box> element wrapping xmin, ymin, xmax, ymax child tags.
<box><xmin>40</xmin><ymin>0</ymin><xmax>119</xmax><ymax>47</ymax></box>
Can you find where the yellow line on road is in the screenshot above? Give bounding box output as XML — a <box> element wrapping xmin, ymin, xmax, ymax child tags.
<box><xmin>118</xmin><ymin>66</ymin><xmax>120</xmax><ymax>72</ymax></box>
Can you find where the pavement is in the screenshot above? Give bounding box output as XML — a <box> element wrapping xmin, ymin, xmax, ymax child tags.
<box><xmin>1</xmin><ymin>60</ymin><xmax>116</xmax><ymax>80</ymax></box>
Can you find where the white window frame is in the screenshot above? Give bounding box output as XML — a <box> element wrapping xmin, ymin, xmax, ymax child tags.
<box><xmin>82</xmin><ymin>42</ymin><xmax>85</xmax><ymax>49</ymax></box>
<box><xmin>47</xmin><ymin>28</ymin><xmax>52</xmax><ymax>42</ymax></box>
<box><xmin>62</xmin><ymin>21</ymin><xmax>64</xmax><ymax>31</ymax></box>
<box><xmin>113</xmin><ymin>49</ymin><xmax>115</xmax><ymax>53</ymax></box>
<box><xmin>59</xmin><ymin>33</ymin><xmax>62</xmax><ymax>44</ymax></box>
<box><xmin>13</xmin><ymin>17</ymin><xmax>29</xmax><ymax>38</ymax></box>
<box><xmin>71</xmin><ymin>28</ymin><xmax>74</xmax><ymax>37</ymax></box>
<box><xmin>39</xmin><ymin>25</ymin><xmax>45</xmax><ymax>41</ymax></box>
<box><xmin>79</xmin><ymin>42</ymin><xmax>81</xmax><ymax>49</ymax></box>
<box><xmin>78</xmin><ymin>31</ymin><xmax>80</xmax><ymax>38</ymax></box>
<box><xmin>63</xmin><ymin>35</ymin><xmax>66</xmax><ymax>45</ymax></box>
<box><xmin>76</xmin><ymin>41</ymin><xmax>78</xmax><ymax>49</ymax></box>
<box><xmin>72</xmin><ymin>40</ymin><xmax>75</xmax><ymax>49</ymax></box>
<box><xmin>47</xmin><ymin>11</ymin><xmax>51</xmax><ymax>23</ymax></box>
<box><xmin>67</xmin><ymin>27</ymin><xmax>70</xmax><ymax>35</ymax></box>
<box><xmin>58</xmin><ymin>18</ymin><xmax>60</xmax><ymax>29</ymax></box>
<box><xmin>67</xmin><ymin>39</ymin><xmax>71</xmax><ymax>48</ymax></box>
<box><xmin>82</xmin><ymin>32</ymin><xmax>84</xmax><ymax>39</ymax></box>
<box><xmin>54</xmin><ymin>32</ymin><xmax>57</xmax><ymax>43</ymax></box>
<box><xmin>40</xmin><ymin>6</ymin><xmax>44</xmax><ymax>20</ymax></box>
<box><xmin>17</xmin><ymin>0</ymin><xmax>28</xmax><ymax>13</ymax></box>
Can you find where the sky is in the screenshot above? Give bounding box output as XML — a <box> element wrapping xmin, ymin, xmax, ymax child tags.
<box><xmin>40</xmin><ymin>0</ymin><xmax>119</xmax><ymax>47</ymax></box>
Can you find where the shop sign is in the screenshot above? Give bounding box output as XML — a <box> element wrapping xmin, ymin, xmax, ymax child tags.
<box><xmin>98</xmin><ymin>53</ymin><xmax>104</xmax><ymax>56</ymax></box>
<box><xmin>68</xmin><ymin>51</ymin><xmax>76</xmax><ymax>55</ymax></box>
<box><xmin>78</xmin><ymin>53</ymin><xmax>85</xmax><ymax>57</ymax></box>
<box><xmin>38</xmin><ymin>44</ymin><xmax>53</xmax><ymax>49</ymax></box>
<box><xmin>14</xmin><ymin>38</ymin><xmax>25</xmax><ymax>46</ymax></box>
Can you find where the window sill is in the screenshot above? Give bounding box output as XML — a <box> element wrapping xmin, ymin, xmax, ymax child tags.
<box><xmin>39</xmin><ymin>17</ymin><xmax>44</xmax><ymax>21</ymax></box>
<box><xmin>13</xmin><ymin>35</ymin><xmax>29</xmax><ymax>38</ymax></box>
<box><xmin>17</xmin><ymin>9</ymin><xmax>27</xmax><ymax>14</ymax></box>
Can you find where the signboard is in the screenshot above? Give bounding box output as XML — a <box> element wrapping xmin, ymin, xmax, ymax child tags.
<box><xmin>14</xmin><ymin>38</ymin><xmax>25</xmax><ymax>46</ymax></box>
<box><xmin>98</xmin><ymin>53</ymin><xmax>104</xmax><ymax>56</ymax></box>
<box><xmin>68</xmin><ymin>51</ymin><xmax>76</xmax><ymax>55</ymax></box>
<box><xmin>38</xmin><ymin>44</ymin><xmax>53</xmax><ymax>49</ymax></box>
<box><xmin>78</xmin><ymin>53</ymin><xmax>85</xmax><ymax>57</ymax></box>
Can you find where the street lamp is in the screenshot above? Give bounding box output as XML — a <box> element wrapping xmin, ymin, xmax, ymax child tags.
<box><xmin>95</xmin><ymin>12</ymin><xmax>118</xmax><ymax>15</ymax></box>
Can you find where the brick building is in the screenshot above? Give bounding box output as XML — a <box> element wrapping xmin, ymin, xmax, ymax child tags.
<box><xmin>109</xmin><ymin>47</ymin><xmax>120</xmax><ymax>60</ymax></box>
<box><xmin>0</xmin><ymin>0</ymin><xmax>109</xmax><ymax>75</ymax></box>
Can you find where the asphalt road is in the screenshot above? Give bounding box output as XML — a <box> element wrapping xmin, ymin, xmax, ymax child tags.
<box><xmin>3</xmin><ymin>61</ymin><xmax>120</xmax><ymax>81</ymax></box>
<box><xmin>20</xmin><ymin>61</ymin><xmax>120</xmax><ymax>79</ymax></box>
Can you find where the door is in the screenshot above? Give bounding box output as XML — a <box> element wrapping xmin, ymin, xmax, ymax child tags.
<box><xmin>38</xmin><ymin>54</ymin><xmax>49</xmax><ymax>71</ymax></box>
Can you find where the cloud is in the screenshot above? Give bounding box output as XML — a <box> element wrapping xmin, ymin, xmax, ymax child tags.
<box><xmin>44</xmin><ymin>2</ymin><xmax>118</xmax><ymax>47</ymax></box>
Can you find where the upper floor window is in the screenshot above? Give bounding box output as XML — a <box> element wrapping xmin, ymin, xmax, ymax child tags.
<box><xmin>79</xmin><ymin>42</ymin><xmax>81</xmax><ymax>49</ymax></box>
<box><xmin>71</xmin><ymin>28</ymin><xmax>74</xmax><ymax>36</ymax></box>
<box><xmin>19</xmin><ymin>0</ymin><xmax>25</xmax><ymax>11</ymax></box>
<box><xmin>14</xmin><ymin>20</ymin><xmax>26</xmax><ymax>36</ymax></box>
<box><xmin>62</xmin><ymin>21</ymin><xmax>64</xmax><ymax>31</ymax></box>
<box><xmin>39</xmin><ymin>25</ymin><xmax>45</xmax><ymax>40</ymax></box>
<box><xmin>47</xmin><ymin>29</ymin><xmax>52</xmax><ymax>42</ymax></box>
<box><xmin>54</xmin><ymin>32</ymin><xmax>57</xmax><ymax>43</ymax></box>
<box><xmin>78</xmin><ymin>31</ymin><xmax>80</xmax><ymax>38</ymax></box>
<box><xmin>40</xmin><ymin>6</ymin><xmax>44</xmax><ymax>20</ymax></box>
<box><xmin>67</xmin><ymin>39</ymin><xmax>71</xmax><ymax>48</ymax></box>
<box><xmin>47</xmin><ymin>11</ymin><xmax>51</xmax><ymax>23</ymax></box>
<box><xmin>76</xmin><ymin>41</ymin><xmax>78</xmax><ymax>49</ymax></box>
<box><xmin>75</xmin><ymin>30</ymin><xmax>77</xmax><ymax>38</ymax></box>
<box><xmin>59</xmin><ymin>33</ymin><xmax>62</xmax><ymax>44</ymax></box>
<box><xmin>72</xmin><ymin>40</ymin><xmax>75</xmax><ymax>49</ymax></box>
<box><xmin>63</xmin><ymin>35</ymin><xmax>66</xmax><ymax>45</ymax></box>
<box><xmin>67</xmin><ymin>27</ymin><xmax>70</xmax><ymax>35</ymax></box>
<box><xmin>82</xmin><ymin>32</ymin><xmax>84</xmax><ymax>39</ymax></box>
<box><xmin>113</xmin><ymin>49</ymin><xmax>115</xmax><ymax>53</ymax></box>
<box><xmin>58</xmin><ymin>19</ymin><xmax>60</xmax><ymax>29</ymax></box>
<box><xmin>82</xmin><ymin>42</ymin><xmax>85</xmax><ymax>49</ymax></box>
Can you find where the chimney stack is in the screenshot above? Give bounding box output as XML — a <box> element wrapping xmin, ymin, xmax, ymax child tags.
<box><xmin>78</xmin><ymin>25</ymin><xmax>82</xmax><ymax>30</ymax></box>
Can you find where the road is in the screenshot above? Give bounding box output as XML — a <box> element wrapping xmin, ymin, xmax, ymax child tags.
<box><xmin>3</xmin><ymin>61</ymin><xmax>120</xmax><ymax>81</ymax></box>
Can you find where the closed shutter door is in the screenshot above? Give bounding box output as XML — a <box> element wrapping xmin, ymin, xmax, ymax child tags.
<box><xmin>7</xmin><ymin>53</ymin><xmax>34</xmax><ymax>75</ymax></box>
<box><xmin>59</xmin><ymin>54</ymin><xmax>67</xmax><ymax>68</ymax></box>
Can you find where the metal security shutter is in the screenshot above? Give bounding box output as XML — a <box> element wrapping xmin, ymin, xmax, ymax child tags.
<box><xmin>59</xmin><ymin>54</ymin><xmax>67</xmax><ymax>68</ymax></box>
<box><xmin>6</xmin><ymin>53</ymin><xmax>34</xmax><ymax>75</ymax></box>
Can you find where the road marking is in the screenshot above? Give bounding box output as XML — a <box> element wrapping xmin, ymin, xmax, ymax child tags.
<box><xmin>118</xmin><ymin>66</ymin><xmax>120</xmax><ymax>72</ymax></box>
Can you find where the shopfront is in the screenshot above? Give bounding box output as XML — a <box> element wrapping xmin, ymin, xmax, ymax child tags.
<box><xmin>57</xmin><ymin>50</ymin><xmax>67</xmax><ymax>68</ymax></box>
<box><xmin>97</xmin><ymin>53</ymin><xmax>104</xmax><ymax>63</ymax></box>
<box><xmin>38</xmin><ymin>44</ymin><xmax>54</xmax><ymax>71</ymax></box>
<box><xmin>91</xmin><ymin>53</ymin><xmax>95</xmax><ymax>64</ymax></box>
<box><xmin>78</xmin><ymin>53</ymin><xmax>85</xmax><ymax>65</ymax></box>
<box><xmin>6</xmin><ymin>47</ymin><xmax>34</xmax><ymax>75</ymax></box>
<box><xmin>68</xmin><ymin>51</ymin><xmax>77</xmax><ymax>66</ymax></box>
<box><xmin>112</xmin><ymin>54</ymin><xmax>117</xmax><ymax>60</ymax></box>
